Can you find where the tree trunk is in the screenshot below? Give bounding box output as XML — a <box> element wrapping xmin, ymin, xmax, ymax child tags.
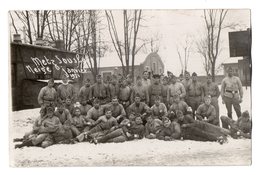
<box><xmin>211</xmin><ymin>60</ymin><xmax>216</xmax><ymax>82</ymax></box>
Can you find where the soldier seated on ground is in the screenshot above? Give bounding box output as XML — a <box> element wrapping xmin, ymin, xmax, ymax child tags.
<box><xmin>103</xmin><ymin>96</ymin><xmax>126</xmax><ymax>124</ymax></box>
<box><xmin>167</xmin><ymin>94</ymin><xmax>192</xmax><ymax>121</ymax></box>
<box><xmin>195</xmin><ymin>95</ymin><xmax>219</xmax><ymax>126</ymax></box>
<box><xmin>127</xmin><ymin>94</ymin><xmax>150</xmax><ymax>124</ymax></box>
<box><xmin>92</xmin><ymin>116</ymin><xmax>145</xmax><ymax>144</ymax></box>
<box><xmin>15</xmin><ymin>107</ymin><xmax>62</xmax><ymax>149</ymax></box>
<box><xmin>64</xmin><ymin>98</ymin><xmax>75</xmax><ymax>115</ymax></box>
<box><xmin>156</xmin><ymin>116</ymin><xmax>181</xmax><ymax>141</ymax></box>
<box><xmin>176</xmin><ymin>110</ymin><xmax>229</xmax><ymax>144</ymax></box>
<box><xmin>70</xmin><ymin>107</ymin><xmax>88</xmax><ymax>137</ymax></box>
<box><xmin>54</xmin><ymin>104</ymin><xmax>73</xmax><ymax>125</ymax></box>
<box><xmin>220</xmin><ymin>110</ymin><xmax>252</xmax><ymax>139</ymax></box>
<box><xmin>145</xmin><ymin>115</ymin><xmax>163</xmax><ymax>139</ymax></box>
<box><xmin>150</xmin><ymin>95</ymin><xmax>167</xmax><ymax>120</ymax></box>
<box><xmin>75</xmin><ymin>108</ymin><xmax>118</xmax><ymax>142</ymax></box>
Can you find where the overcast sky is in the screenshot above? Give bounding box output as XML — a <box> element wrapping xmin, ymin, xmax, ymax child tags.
<box><xmin>102</xmin><ymin>9</ymin><xmax>250</xmax><ymax>76</ymax></box>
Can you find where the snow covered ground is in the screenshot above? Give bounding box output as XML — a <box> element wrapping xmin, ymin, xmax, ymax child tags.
<box><xmin>9</xmin><ymin>87</ymin><xmax>252</xmax><ymax>167</ymax></box>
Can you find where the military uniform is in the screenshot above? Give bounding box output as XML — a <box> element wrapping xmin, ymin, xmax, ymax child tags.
<box><xmin>128</xmin><ymin>102</ymin><xmax>149</xmax><ymax>118</ymax></box>
<box><xmin>78</xmin><ymin>84</ymin><xmax>91</xmax><ymax>105</ymax></box>
<box><xmin>167</xmin><ymin>82</ymin><xmax>186</xmax><ymax>105</ymax></box>
<box><xmin>118</xmin><ymin>85</ymin><xmax>131</xmax><ymax>108</ymax></box>
<box><xmin>108</xmin><ymin>83</ymin><xmax>120</xmax><ymax>100</ymax></box>
<box><xmin>85</xmin><ymin>106</ymin><xmax>105</xmax><ymax>123</ymax></box>
<box><xmin>167</xmin><ymin>101</ymin><xmax>189</xmax><ymax>121</ymax></box>
<box><xmin>104</xmin><ymin>102</ymin><xmax>126</xmax><ymax>121</ymax></box>
<box><xmin>131</xmin><ymin>85</ymin><xmax>149</xmax><ymax>104</ymax></box>
<box><xmin>186</xmin><ymin>81</ymin><xmax>204</xmax><ymax>116</ymax></box>
<box><xmin>149</xmin><ymin>83</ymin><xmax>163</xmax><ymax>106</ymax></box>
<box><xmin>196</xmin><ymin>103</ymin><xmax>218</xmax><ymax>126</ymax></box>
<box><xmin>57</xmin><ymin>83</ymin><xmax>77</xmax><ymax>104</ymax></box>
<box><xmin>203</xmin><ymin>81</ymin><xmax>220</xmax><ymax>123</ymax></box>
<box><xmin>162</xmin><ymin>84</ymin><xmax>169</xmax><ymax>106</ymax></box>
<box><xmin>156</xmin><ymin>121</ymin><xmax>181</xmax><ymax>140</ymax></box>
<box><xmin>54</xmin><ymin>108</ymin><xmax>72</xmax><ymax>125</ymax></box>
<box><xmin>70</xmin><ymin>115</ymin><xmax>87</xmax><ymax>136</ymax></box>
<box><xmin>90</xmin><ymin>82</ymin><xmax>110</xmax><ymax>105</ymax></box>
<box><xmin>38</xmin><ymin>86</ymin><xmax>57</xmax><ymax>108</ymax></box>
<box><xmin>145</xmin><ymin>118</ymin><xmax>163</xmax><ymax>139</ymax></box>
<box><xmin>221</xmin><ymin>76</ymin><xmax>243</xmax><ymax>119</ymax></box>
<box><xmin>151</xmin><ymin>103</ymin><xmax>167</xmax><ymax>120</ymax></box>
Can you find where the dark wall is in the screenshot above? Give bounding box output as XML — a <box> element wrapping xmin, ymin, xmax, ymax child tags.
<box><xmin>11</xmin><ymin>43</ymin><xmax>84</xmax><ymax>111</ymax></box>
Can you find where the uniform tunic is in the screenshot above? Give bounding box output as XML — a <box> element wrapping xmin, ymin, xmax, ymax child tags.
<box><xmin>221</xmin><ymin>76</ymin><xmax>243</xmax><ymax>119</ymax></box>
<box><xmin>167</xmin><ymin>82</ymin><xmax>186</xmax><ymax>105</ymax></box>
<box><xmin>90</xmin><ymin>83</ymin><xmax>109</xmax><ymax>104</ymax></box>
<box><xmin>108</xmin><ymin>83</ymin><xmax>120</xmax><ymax>100</ymax></box>
<box><xmin>86</xmin><ymin>106</ymin><xmax>105</xmax><ymax>122</ymax></box>
<box><xmin>151</xmin><ymin>103</ymin><xmax>167</xmax><ymax>120</ymax></box>
<box><xmin>157</xmin><ymin>122</ymin><xmax>181</xmax><ymax>139</ymax></box>
<box><xmin>118</xmin><ymin>86</ymin><xmax>131</xmax><ymax>103</ymax></box>
<box><xmin>168</xmin><ymin>101</ymin><xmax>189</xmax><ymax>120</ymax></box>
<box><xmin>186</xmin><ymin>81</ymin><xmax>204</xmax><ymax>115</ymax></box>
<box><xmin>145</xmin><ymin>119</ymin><xmax>163</xmax><ymax>136</ymax></box>
<box><xmin>104</xmin><ymin>103</ymin><xmax>126</xmax><ymax>118</ymax></box>
<box><xmin>54</xmin><ymin>109</ymin><xmax>72</xmax><ymax>125</ymax></box>
<box><xmin>128</xmin><ymin>102</ymin><xmax>149</xmax><ymax>116</ymax></box>
<box><xmin>149</xmin><ymin>83</ymin><xmax>163</xmax><ymax>106</ymax></box>
<box><xmin>57</xmin><ymin>84</ymin><xmax>76</xmax><ymax>103</ymax></box>
<box><xmin>38</xmin><ymin>86</ymin><xmax>57</xmax><ymax>107</ymax></box>
<box><xmin>203</xmin><ymin>82</ymin><xmax>220</xmax><ymax>121</ymax></box>
<box><xmin>131</xmin><ymin>85</ymin><xmax>149</xmax><ymax>104</ymax></box>
<box><xmin>196</xmin><ymin>103</ymin><xmax>218</xmax><ymax>125</ymax></box>
<box><xmin>78</xmin><ymin>85</ymin><xmax>91</xmax><ymax>104</ymax></box>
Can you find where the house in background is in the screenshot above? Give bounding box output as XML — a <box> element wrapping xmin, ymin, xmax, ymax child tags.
<box><xmin>82</xmin><ymin>52</ymin><xmax>165</xmax><ymax>82</ymax></box>
<box><xmin>222</xmin><ymin>57</ymin><xmax>251</xmax><ymax>86</ymax></box>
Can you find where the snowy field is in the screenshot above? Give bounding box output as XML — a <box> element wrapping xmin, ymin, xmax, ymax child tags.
<box><xmin>9</xmin><ymin>87</ymin><xmax>252</xmax><ymax>167</ymax></box>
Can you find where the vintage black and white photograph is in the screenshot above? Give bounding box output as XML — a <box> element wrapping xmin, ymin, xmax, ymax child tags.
<box><xmin>9</xmin><ymin>9</ymin><xmax>252</xmax><ymax>167</ymax></box>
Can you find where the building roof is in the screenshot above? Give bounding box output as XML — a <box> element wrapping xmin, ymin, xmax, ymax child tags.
<box><xmin>222</xmin><ymin>57</ymin><xmax>243</xmax><ymax>64</ymax></box>
<box><xmin>98</xmin><ymin>52</ymin><xmax>158</xmax><ymax>68</ymax></box>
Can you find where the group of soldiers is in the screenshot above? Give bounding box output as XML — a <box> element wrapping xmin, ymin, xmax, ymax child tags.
<box><xmin>14</xmin><ymin>66</ymin><xmax>252</xmax><ymax>149</ymax></box>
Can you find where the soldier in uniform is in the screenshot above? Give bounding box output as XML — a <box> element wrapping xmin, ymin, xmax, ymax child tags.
<box><xmin>128</xmin><ymin>94</ymin><xmax>150</xmax><ymax>123</ymax></box>
<box><xmin>70</xmin><ymin>107</ymin><xmax>88</xmax><ymax>137</ymax></box>
<box><xmin>142</xmin><ymin>70</ymin><xmax>151</xmax><ymax>90</ymax></box>
<box><xmin>167</xmin><ymin>74</ymin><xmax>186</xmax><ymax>107</ymax></box>
<box><xmin>161</xmin><ymin>76</ymin><xmax>169</xmax><ymax>107</ymax></box>
<box><xmin>131</xmin><ymin>76</ymin><xmax>149</xmax><ymax>104</ymax></box>
<box><xmin>156</xmin><ymin>116</ymin><xmax>181</xmax><ymax>141</ymax></box>
<box><xmin>196</xmin><ymin>95</ymin><xmax>219</xmax><ymax>126</ymax></box>
<box><xmin>181</xmin><ymin>71</ymin><xmax>192</xmax><ymax>102</ymax></box>
<box><xmin>85</xmin><ymin>98</ymin><xmax>106</xmax><ymax>126</ymax></box>
<box><xmin>54</xmin><ymin>104</ymin><xmax>73</xmax><ymax>125</ymax></box>
<box><xmin>167</xmin><ymin>94</ymin><xmax>192</xmax><ymax>121</ymax></box>
<box><xmin>78</xmin><ymin>78</ymin><xmax>92</xmax><ymax>105</ymax></box>
<box><xmin>90</xmin><ymin>74</ymin><xmax>110</xmax><ymax>105</ymax></box>
<box><xmin>57</xmin><ymin>75</ymin><xmax>77</xmax><ymax>105</ymax></box>
<box><xmin>118</xmin><ymin>79</ymin><xmax>132</xmax><ymax>109</ymax></box>
<box><xmin>108</xmin><ymin>74</ymin><xmax>120</xmax><ymax>101</ymax></box>
<box><xmin>145</xmin><ymin>115</ymin><xmax>163</xmax><ymax>139</ymax></box>
<box><xmin>38</xmin><ymin>78</ymin><xmax>57</xmax><ymax>108</ymax></box>
<box><xmin>104</xmin><ymin>96</ymin><xmax>126</xmax><ymax>123</ymax></box>
<box><xmin>186</xmin><ymin>72</ymin><xmax>204</xmax><ymax>117</ymax></box>
<box><xmin>149</xmin><ymin>74</ymin><xmax>163</xmax><ymax>106</ymax></box>
<box><xmin>203</xmin><ymin>74</ymin><xmax>220</xmax><ymax>125</ymax></box>
<box><xmin>176</xmin><ymin>110</ymin><xmax>228</xmax><ymax>144</ymax></box>
<box><xmin>220</xmin><ymin>110</ymin><xmax>251</xmax><ymax>139</ymax></box>
<box><xmin>221</xmin><ymin>66</ymin><xmax>243</xmax><ymax>122</ymax></box>
<box><xmin>150</xmin><ymin>96</ymin><xmax>167</xmax><ymax>120</ymax></box>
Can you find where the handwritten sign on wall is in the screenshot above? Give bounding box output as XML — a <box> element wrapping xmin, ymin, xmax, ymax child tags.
<box><xmin>25</xmin><ymin>54</ymin><xmax>86</xmax><ymax>79</ymax></box>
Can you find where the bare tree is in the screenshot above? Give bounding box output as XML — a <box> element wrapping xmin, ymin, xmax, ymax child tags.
<box><xmin>105</xmin><ymin>10</ymin><xmax>143</xmax><ymax>78</ymax></box>
<box><xmin>199</xmin><ymin>9</ymin><xmax>228</xmax><ymax>82</ymax></box>
<box><xmin>176</xmin><ymin>36</ymin><xmax>193</xmax><ymax>74</ymax></box>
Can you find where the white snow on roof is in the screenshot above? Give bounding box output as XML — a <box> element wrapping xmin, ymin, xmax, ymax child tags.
<box><xmin>222</xmin><ymin>57</ymin><xmax>243</xmax><ymax>64</ymax></box>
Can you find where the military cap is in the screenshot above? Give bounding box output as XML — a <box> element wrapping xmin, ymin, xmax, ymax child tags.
<box><xmin>185</xmin><ymin>71</ymin><xmax>190</xmax><ymax>76</ymax></box>
<box><xmin>192</xmin><ymin>72</ymin><xmax>197</xmax><ymax>76</ymax></box>
<box><xmin>153</xmin><ymin>74</ymin><xmax>160</xmax><ymax>79</ymax></box>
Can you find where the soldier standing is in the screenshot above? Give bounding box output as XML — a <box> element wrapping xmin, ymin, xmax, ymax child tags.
<box><xmin>131</xmin><ymin>76</ymin><xmax>149</xmax><ymax>104</ymax></box>
<box><xmin>161</xmin><ymin>76</ymin><xmax>169</xmax><ymax>107</ymax></box>
<box><xmin>181</xmin><ymin>71</ymin><xmax>192</xmax><ymax>102</ymax></box>
<box><xmin>167</xmin><ymin>75</ymin><xmax>186</xmax><ymax>106</ymax></box>
<box><xmin>203</xmin><ymin>74</ymin><xmax>220</xmax><ymax>125</ymax></box>
<box><xmin>221</xmin><ymin>66</ymin><xmax>243</xmax><ymax>121</ymax></box>
<box><xmin>38</xmin><ymin>78</ymin><xmax>57</xmax><ymax>108</ymax></box>
<box><xmin>149</xmin><ymin>74</ymin><xmax>163</xmax><ymax>106</ymax></box>
<box><xmin>108</xmin><ymin>74</ymin><xmax>120</xmax><ymax>101</ymax></box>
<box><xmin>142</xmin><ymin>71</ymin><xmax>151</xmax><ymax>90</ymax></box>
<box><xmin>186</xmin><ymin>72</ymin><xmax>204</xmax><ymax>117</ymax></box>
<box><xmin>90</xmin><ymin>74</ymin><xmax>110</xmax><ymax>105</ymax></box>
<box><xmin>118</xmin><ymin>79</ymin><xmax>132</xmax><ymax>109</ymax></box>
